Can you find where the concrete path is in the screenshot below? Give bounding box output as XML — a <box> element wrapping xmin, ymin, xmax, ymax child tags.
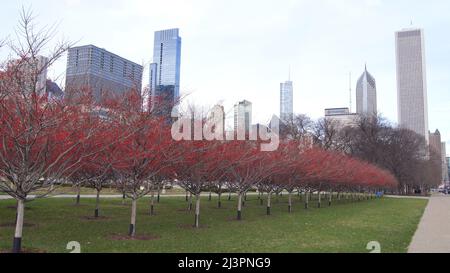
<box><xmin>385</xmin><ymin>195</ymin><xmax>429</xmax><ymax>200</ymax></box>
<box><xmin>409</xmin><ymin>194</ymin><xmax>450</xmax><ymax>253</ymax></box>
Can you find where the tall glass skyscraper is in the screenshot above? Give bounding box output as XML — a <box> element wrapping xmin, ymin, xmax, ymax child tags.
<box><xmin>149</xmin><ymin>28</ymin><xmax>182</xmax><ymax>112</ymax></box>
<box><xmin>395</xmin><ymin>28</ymin><xmax>429</xmax><ymax>145</ymax></box>
<box><xmin>356</xmin><ymin>65</ymin><xmax>377</xmax><ymax>116</ymax></box>
<box><xmin>280</xmin><ymin>81</ymin><xmax>293</xmax><ymax>122</ymax></box>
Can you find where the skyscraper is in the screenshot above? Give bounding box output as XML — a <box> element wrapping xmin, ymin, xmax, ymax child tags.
<box><xmin>356</xmin><ymin>65</ymin><xmax>377</xmax><ymax>116</ymax></box>
<box><xmin>429</xmin><ymin>130</ymin><xmax>442</xmax><ymax>156</ymax></box>
<box><xmin>234</xmin><ymin>100</ymin><xmax>252</xmax><ymax>139</ymax></box>
<box><xmin>395</xmin><ymin>28</ymin><xmax>429</xmax><ymax>144</ymax></box>
<box><xmin>280</xmin><ymin>80</ymin><xmax>293</xmax><ymax>122</ymax></box>
<box><xmin>65</xmin><ymin>45</ymin><xmax>143</xmax><ymax>103</ymax></box>
<box><xmin>149</xmin><ymin>28</ymin><xmax>182</xmax><ymax>111</ymax></box>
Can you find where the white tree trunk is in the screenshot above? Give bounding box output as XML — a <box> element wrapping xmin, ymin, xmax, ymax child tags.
<box><xmin>194</xmin><ymin>194</ymin><xmax>201</xmax><ymax>228</ymax></box>
<box><xmin>237</xmin><ymin>192</ymin><xmax>243</xmax><ymax>220</ymax></box>
<box><xmin>13</xmin><ymin>199</ymin><xmax>25</xmax><ymax>253</ymax></box>
<box><xmin>267</xmin><ymin>192</ymin><xmax>272</xmax><ymax>215</ymax></box>
<box><xmin>129</xmin><ymin>199</ymin><xmax>137</xmax><ymax>237</ymax></box>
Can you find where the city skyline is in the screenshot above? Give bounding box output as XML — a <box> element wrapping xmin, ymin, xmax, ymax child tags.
<box><xmin>0</xmin><ymin>0</ymin><xmax>449</xmax><ymax>153</ymax></box>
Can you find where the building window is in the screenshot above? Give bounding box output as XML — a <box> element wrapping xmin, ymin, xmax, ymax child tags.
<box><xmin>123</xmin><ymin>61</ymin><xmax>128</xmax><ymax>77</ymax></box>
<box><xmin>110</xmin><ymin>56</ymin><xmax>114</xmax><ymax>73</ymax></box>
<box><xmin>100</xmin><ymin>52</ymin><xmax>105</xmax><ymax>70</ymax></box>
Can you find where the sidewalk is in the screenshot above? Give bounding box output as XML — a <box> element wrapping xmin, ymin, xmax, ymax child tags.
<box><xmin>408</xmin><ymin>194</ymin><xmax>450</xmax><ymax>253</ymax></box>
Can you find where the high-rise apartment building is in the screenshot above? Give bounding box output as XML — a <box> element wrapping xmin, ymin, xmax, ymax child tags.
<box><xmin>356</xmin><ymin>65</ymin><xmax>377</xmax><ymax>116</ymax></box>
<box><xmin>280</xmin><ymin>81</ymin><xmax>293</xmax><ymax>122</ymax></box>
<box><xmin>395</xmin><ymin>28</ymin><xmax>429</xmax><ymax>144</ymax></box>
<box><xmin>65</xmin><ymin>45</ymin><xmax>143</xmax><ymax>103</ymax></box>
<box><xmin>149</xmin><ymin>28</ymin><xmax>182</xmax><ymax>111</ymax></box>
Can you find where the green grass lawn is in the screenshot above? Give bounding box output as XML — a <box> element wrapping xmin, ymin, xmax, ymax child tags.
<box><xmin>0</xmin><ymin>195</ymin><xmax>427</xmax><ymax>253</ymax></box>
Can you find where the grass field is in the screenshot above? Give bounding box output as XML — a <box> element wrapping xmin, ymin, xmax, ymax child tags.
<box><xmin>0</xmin><ymin>195</ymin><xmax>427</xmax><ymax>253</ymax></box>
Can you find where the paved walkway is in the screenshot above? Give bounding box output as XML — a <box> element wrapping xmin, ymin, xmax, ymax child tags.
<box><xmin>409</xmin><ymin>194</ymin><xmax>450</xmax><ymax>253</ymax></box>
<box><xmin>385</xmin><ymin>195</ymin><xmax>429</xmax><ymax>200</ymax></box>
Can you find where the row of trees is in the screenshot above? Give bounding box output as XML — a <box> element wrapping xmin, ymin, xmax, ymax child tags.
<box><xmin>1</xmin><ymin>10</ymin><xmax>397</xmax><ymax>253</ymax></box>
<box><xmin>281</xmin><ymin>113</ymin><xmax>441</xmax><ymax>194</ymax></box>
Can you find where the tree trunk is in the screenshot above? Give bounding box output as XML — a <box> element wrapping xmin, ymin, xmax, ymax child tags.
<box><xmin>129</xmin><ymin>199</ymin><xmax>137</xmax><ymax>237</ymax></box>
<box><xmin>194</xmin><ymin>194</ymin><xmax>201</xmax><ymax>228</ymax></box>
<box><xmin>288</xmin><ymin>191</ymin><xmax>293</xmax><ymax>213</ymax></box>
<box><xmin>267</xmin><ymin>192</ymin><xmax>272</xmax><ymax>216</ymax></box>
<box><xmin>12</xmin><ymin>199</ymin><xmax>25</xmax><ymax>253</ymax></box>
<box><xmin>185</xmin><ymin>190</ymin><xmax>189</xmax><ymax>202</ymax></box>
<box><xmin>237</xmin><ymin>192</ymin><xmax>243</xmax><ymax>220</ymax></box>
<box><xmin>122</xmin><ymin>192</ymin><xmax>126</xmax><ymax>205</ymax></box>
<box><xmin>228</xmin><ymin>191</ymin><xmax>232</xmax><ymax>201</ymax></box>
<box><xmin>218</xmin><ymin>192</ymin><xmax>222</xmax><ymax>208</ymax></box>
<box><xmin>328</xmin><ymin>191</ymin><xmax>332</xmax><ymax>206</ymax></box>
<box><xmin>260</xmin><ymin>192</ymin><xmax>264</xmax><ymax>205</ymax></box>
<box><xmin>95</xmin><ymin>189</ymin><xmax>100</xmax><ymax>218</ymax></box>
<box><xmin>305</xmin><ymin>191</ymin><xmax>309</xmax><ymax>209</ymax></box>
<box><xmin>150</xmin><ymin>192</ymin><xmax>155</xmax><ymax>215</ymax></box>
<box><xmin>209</xmin><ymin>190</ymin><xmax>212</xmax><ymax>201</ymax></box>
<box><xmin>157</xmin><ymin>188</ymin><xmax>161</xmax><ymax>203</ymax></box>
<box><xmin>318</xmin><ymin>191</ymin><xmax>321</xmax><ymax>208</ymax></box>
<box><xmin>76</xmin><ymin>185</ymin><xmax>81</xmax><ymax>206</ymax></box>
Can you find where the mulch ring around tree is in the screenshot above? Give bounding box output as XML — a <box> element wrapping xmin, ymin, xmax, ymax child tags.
<box><xmin>109</xmin><ymin>234</ymin><xmax>161</xmax><ymax>241</ymax></box>
<box><xmin>178</xmin><ymin>224</ymin><xmax>209</xmax><ymax>230</ymax></box>
<box><xmin>0</xmin><ymin>222</ymin><xmax>37</xmax><ymax>228</ymax></box>
<box><xmin>226</xmin><ymin>217</ymin><xmax>248</xmax><ymax>223</ymax></box>
<box><xmin>81</xmin><ymin>216</ymin><xmax>111</xmax><ymax>221</ymax></box>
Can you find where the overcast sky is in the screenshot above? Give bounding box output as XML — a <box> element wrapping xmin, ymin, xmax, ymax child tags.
<box><xmin>1</xmin><ymin>0</ymin><xmax>449</xmax><ymax>154</ymax></box>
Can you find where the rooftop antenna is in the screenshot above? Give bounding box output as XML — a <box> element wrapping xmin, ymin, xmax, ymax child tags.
<box><xmin>349</xmin><ymin>72</ymin><xmax>352</xmax><ymax>113</ymax></box>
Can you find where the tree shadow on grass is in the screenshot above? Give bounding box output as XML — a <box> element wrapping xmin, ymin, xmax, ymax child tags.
<box><xmin>109</xmin><ymin>234</ymin><xmax>161</xmax><ymax>241</ymax></box>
